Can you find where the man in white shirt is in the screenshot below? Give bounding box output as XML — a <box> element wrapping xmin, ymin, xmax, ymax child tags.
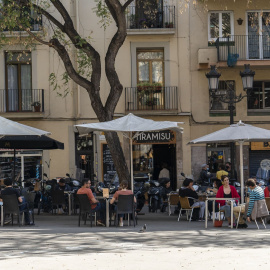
<box><xmin>158</xmin><ymin>163</ymin><xmax>170</xmax><ymax>179</ymax></box>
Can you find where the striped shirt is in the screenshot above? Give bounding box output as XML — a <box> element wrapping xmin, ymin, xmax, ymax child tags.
<box><xmin>247</xmin><ymin>186</ymin><xmax>265</xmax><ymax>217</ymax></box>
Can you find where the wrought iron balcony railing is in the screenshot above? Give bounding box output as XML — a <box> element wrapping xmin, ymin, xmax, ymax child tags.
<box><xmin>126</xmin><ymin>6</ymin><xmax>175</xmax><ymax>29</ymax></box>
<box><xmin>0</xmin><ymin>89</ymin><xmax>44</xmax><ymax>113</ymax></box>
<box><xmin>216</xmin><ymin>35</ymin><xmax>270</xmax><ymax>63</ymax></box>
<box><xmin>125</xmin><ymin>86</ymin><xmax>178</xmax><ymax>111</ymax></box>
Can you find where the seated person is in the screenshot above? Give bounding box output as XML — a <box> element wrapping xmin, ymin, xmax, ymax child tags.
<box><xmin>234</xmin><ymin>178</ymin><xmax>266</xmax><ymax>228</ymax></box>
<box><xmin>216</xmin><ymin>175</ymin><xmax>240</xmax><ymax>227</ymax></box>
<box><xmin>55</xmin><ymin>178</ymin><xmax>72</xmax><ymax>191</ymax></box>
<box><xmin>207</xmin><ymin>178</ymin><xmax>222</xmax><ymax>195</ymax></box>
<box><xmin>216</xmin><ymin>164</ymin><xmax>229</xmax><ymax>180</ymax></box>
<box><xmin>160</xmin><ymin>179</ymin><xmax>173</xmax><ymax>212</ymax></box>
<box><xmin>0</xmin><ymin>178</ymin><xmax>33</xmax><ymax>225</ymax></box>
<box><xmin>179</xmin><ymin>178</ymin><xmax>205</xmax><ymax>221</ymax></box>
<box><xmin>54</xmin><ymin>178</ymin><xmax>72</xmax><ymax>214</ymax></box>
<box><xmin>264</xmin><ymin>185</ymin><xmax>270</xmax><ymax>197</ymax></box>
<box><xmin>207</xmin><ymin>178</ymin><xmax>222</xmax><ymax>215</ymax></box>
<box><xmin>246</xmin><ymin>178</ymin><xmax>266</xmax><ymax>223</ymax></box>
<box><xmin>110</xmin><ymin>180</ymin><xmax>136</xmax><ymax>227</ymax></box>
<box><xmin>77</xmin><ymin>178</ymin><xmax>106</xmax><ymax>226</ymax></box>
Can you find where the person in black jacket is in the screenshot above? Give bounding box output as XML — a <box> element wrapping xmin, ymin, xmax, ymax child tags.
<box><xmin>179</xmin><ymin>178</ymin><xmax>205</xmax><ymax>221</ymax></box>
<box><xmin>199</xmin><ymin>164</ymin><xmax>213</xmax><ymax>184</ymax></box>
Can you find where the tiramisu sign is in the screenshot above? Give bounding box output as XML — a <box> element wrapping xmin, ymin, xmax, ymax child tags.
<box><xmin>133</xmin><ymin>130</ymin><xmax>176</xmax><ymax>144</ymax></box>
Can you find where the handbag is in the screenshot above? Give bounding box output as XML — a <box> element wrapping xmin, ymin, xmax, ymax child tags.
<box><xmin>214</xmin><ymin>219</ymin><xmax>223</xmax><ymax>227</ymax></box>
<box><xmin>214</xmin><ymin>203</ymin><xmax>223</xmax><ymax>227</ymax></box>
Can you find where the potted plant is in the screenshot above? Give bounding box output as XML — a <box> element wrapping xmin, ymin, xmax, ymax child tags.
<box><xmin>31</xmin><ymin>101</ymin><xmax>41</xmax><ymax>112</ymax></box>
<box><xmin>153</xmin><ymin>82</ymin><xmax>163</xmax><ymax>93</ymax></box>
<box><xmin>165</xmin><ymin>22</ymin><xmax>174</xmax><ymax>28</ymax></box>
<box><xmin>137</xmin><ymin>82</ymin><xmax>153</xmax><ymax>95</ymax></box>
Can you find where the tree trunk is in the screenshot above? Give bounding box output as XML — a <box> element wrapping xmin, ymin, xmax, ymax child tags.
<box><xmin>104</xmin><ymin>131</ymin><xmax>130</xmax><ymax>186</ymax></box>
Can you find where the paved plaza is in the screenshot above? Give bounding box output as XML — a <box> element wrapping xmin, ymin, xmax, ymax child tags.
<box><xmin>0</xmin><ymin>208</ymin><xmax>270</xmax><ymax>270</ymax></box>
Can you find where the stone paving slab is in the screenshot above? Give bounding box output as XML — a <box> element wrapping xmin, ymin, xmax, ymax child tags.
<box><xmin>0</xmin><ymin>210</ymin><xmax>269</xmax><ymax>269</ymax></box>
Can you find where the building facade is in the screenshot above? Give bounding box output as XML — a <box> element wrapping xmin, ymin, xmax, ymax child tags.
<box><xmin>0</xmin><ymin>0</ymin><xmax>269</xmax><ymax>187</ymax></box>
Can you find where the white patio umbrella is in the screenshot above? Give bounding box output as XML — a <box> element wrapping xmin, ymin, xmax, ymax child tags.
<box><xmin>0</xmin><ymin>116</ymin><xmax>51</xmax><ymax>181</ymax></box>
<box><xmin>75</xmin><ymin>113</ymin><xmax>184</xmax><ymax>191</ymax></box>
<box><xmin>0</xmin><ymin>116</ymin><xmax>50</xmax><ymax>136</ymax></box>
<box><xmin>189</xmin><ymin>120</ymin><xmax>270</xmax><ymax>203</ymax></box>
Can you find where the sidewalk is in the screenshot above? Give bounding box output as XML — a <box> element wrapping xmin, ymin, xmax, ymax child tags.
<box><xmin>0</xmin><ymin>208</ymin><xmax>269</xmax><ymax>269</ymax></box>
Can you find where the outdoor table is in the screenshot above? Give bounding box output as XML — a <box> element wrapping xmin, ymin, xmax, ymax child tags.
<box><xmin>0</xmin><ymin>201</ymin><xmax>3</xmax><ymax>226</ymax></box>
<box><xmin>96</xmin><ymin>195</ymin><xmax>112</xmax><ymax>227</ymax></box>
<box><xmin>64</xmin><ymin>191</ymin><xmax>74</xmax><ymax>216</ymax></box>
<box><xmin>205</xmin><ymin>197</ymin><xmax>236</xmax><ymax>229</ymax></box>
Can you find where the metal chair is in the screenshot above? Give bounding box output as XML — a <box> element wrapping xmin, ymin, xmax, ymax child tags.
<box><xmin>265</xmin><ymin>197</ymin><xmax>270</xmax><ymax>212</ymax></box>
<box><xmin>22</xmin><ymin>191</ymin><xmax>36</xmax><ymax>224</ymax></box>
<box><xmin>178</xmin><ymin>196</ymin><xmax>200</xmax><ymax>222</ymax></box>
<box><xmin>114</xmin><ymin>194</ymin><xmax>136</xmax><ymax>227</ymax></box>
<box><xmin>76</xmin><ymin>194</ymin><xmax>97</xmax><ymax>227</ymax></box>
<box><xmin>168</xmin><ymin>193</ymin><xmax>179</xmax><ymax>216</ymax></box>
<box><xmin>51</xmin><ymin>190</ymin><xmax>66</xmax><ymax>214</ymax></box>
<box><xmin>2</xmin><ymin>194</ymin><xmax>25</xmax><ymax>226</ymax></box>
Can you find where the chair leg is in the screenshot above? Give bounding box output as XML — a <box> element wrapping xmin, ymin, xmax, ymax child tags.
<box><xmin>236</xmin><ymin>206</ymin><xmax>242</xmax><ymax>229</ymax></box>
<box><xmin>261</xmin><ymin>218</ymin><xmax>266</xmax><ymax>229</ymax></box>
<box><xmin>255</xmin><ymin>219</ymin><xmax>259</xmax><ymax>229</ymax></box>
<box><xmin>114</xmin><ymin>212</ymin><xmax>118</xmax><ymax>227</ymax></box>
<box><xmin>78</xmin><ymin>212</ymin><xmax>81</xmax><ymax>227</ymax></box>
<box><xmin>32</xmin><ymin>211</ymin><xmax>35</xmax><ymax>224</ymax></box>
<box><xmin>189</xmin><ymin>209</ymin><xmax>194</xmax><ymax>222</ymax></box>
<box><xmin>133</xmin><ymin>212</ymin><xmax>136</xmax><ymax>227</ymax></box>
<box><xmin>90</xmin><ymin>211</ymin><xmax>92</xmax><ymax>227</ymax></box>
<box><xmin>21</xmin><ymin>212</ymin><xmax>25</xmax><ymax>226</ymax></box>
<box><xmin>177</xmin><ymin>209</ymin><xmax>182</xmax><ymax>221</ymax></box>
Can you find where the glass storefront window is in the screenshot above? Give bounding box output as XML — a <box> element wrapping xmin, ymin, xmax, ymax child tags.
<box><xmin>133</xmin><ymin>144</ymin><xmax>153</xmax><ymax>175</ymax></box>
<box><xmin>207</xmin><ymin>143</ymin><xmax>230</xmax><ymax>173</ymax></box>
<box><xmin>0</xmin><ymin>150</ymin><xmax>42</xmax><ymax>184</ymax></box>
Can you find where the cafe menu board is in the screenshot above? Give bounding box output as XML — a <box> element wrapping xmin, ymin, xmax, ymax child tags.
<box><xmin>101</xmin><ymin>143</ymin><xmax>116</xmax><ymax>182</ymax></box>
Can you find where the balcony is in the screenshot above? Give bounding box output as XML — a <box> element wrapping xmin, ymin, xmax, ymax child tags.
<box><xmin>0</xmin><ymin>89</ymin><xmax>44</xmax><ymax>113</ymax></box>
<box><xmin>216</xmin><ymin>35</ymin><xmax>270</xmax><ymax>64</ymax></box>
<box><xmin>126</xmin><ymin>6</ymin><xmax>175</xmax><ymax>35</ymax></box>
<box><xmin>125</xmin><ymin>86</ymin><xmax>178</xmax><ymax>112</ymax></box>
<box><xmin>3</xmin><ymin>17</ymin><xmax>42</xmax><ymax>32</ymax></box>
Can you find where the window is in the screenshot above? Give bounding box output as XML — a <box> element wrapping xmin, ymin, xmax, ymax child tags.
<box><xmin>5</xmin><ymin>51</ymin><xmax>32</xmax><ymax>112</ymax></box>
<box><xmin>137</xmin><ymin>49</ymin><xmax>164</xmax><ymax>84</ymax></box>
<box><xmin>248</xmin><ymin>81</ymin><xmax>270</xmax><ymax>110</ymax></box>
<box><xmin>210</xmin><ymin>81</ymin><xmax>235</xmax><ymax>111</ymax></box>
<box><xmin>208</xmin><ymin>11</ymin><xmax>234</xmax><ymax>41</ymax></box>
<box><xmin>0</xmin><ymin>0</ymin><xmax>42</xmax><ymax>31</ymax></box>
<box><xmin>247</xmin><ymin>12</ymin><xmax>270</xmax><ymax>59</ymax></box>
<box><xmin>135</xmin><ymin>0</ymin><xmax>163</xmax><ymax>29</ymax></box>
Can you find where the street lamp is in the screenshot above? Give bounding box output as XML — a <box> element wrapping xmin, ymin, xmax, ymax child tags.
<box><xmin>205</xmin><ymin>64</ymin><xmax>255</xmax><ymax>180</ymax></box>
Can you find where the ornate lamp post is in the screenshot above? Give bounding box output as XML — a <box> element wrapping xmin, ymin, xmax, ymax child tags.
<box><xmin>205</xmin><ymin>64</ymin><xmax>255</xmax><ymax>180</ymax></box>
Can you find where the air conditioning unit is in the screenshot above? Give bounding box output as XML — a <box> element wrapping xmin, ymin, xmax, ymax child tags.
<box><xmin>198</xmin><ymin>48</ymin><xmax>217</xmax><ymax>64</ymax></box>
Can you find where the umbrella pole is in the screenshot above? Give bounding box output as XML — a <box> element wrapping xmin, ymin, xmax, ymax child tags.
<box><xmin>13</xmin><ymin>148</ymin><xmax>15</xmax><ymax>183</ymax></box>
<box><xmin>130</xmin><ymin>136</ymin><xmax>134</xmax><ymax>192</ymax></box>
<box><xmin>239</xmin><ymin>141</ymin><xmax>244</xmax><ymax>204</ymax></box>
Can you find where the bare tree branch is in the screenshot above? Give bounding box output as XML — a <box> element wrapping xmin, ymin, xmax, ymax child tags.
<box><xmin>50</xmin><ymin>38</ymin><xmax>106</xmax><ymax>119</ymax></box>
<box><xmin>122</xmin><ymin>0</ymin><xmax>134</xmax><ymax>10</ymax></box>
<box><xmin>104</xmin><ymin>0</ymin><xmax>127</xmax><ymax>116</ymax></box>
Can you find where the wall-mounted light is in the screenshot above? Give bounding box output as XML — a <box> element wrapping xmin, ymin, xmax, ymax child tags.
<box><xmin>237</xmin><ymin>18</ymin><xmax>243</xmax><ymax>25</ymax></box>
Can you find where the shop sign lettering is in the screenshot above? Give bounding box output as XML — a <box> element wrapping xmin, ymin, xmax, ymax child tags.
<box><xmin>133</xmin><ymin>130</ymin><xmax>176</xmax><ymax>144</ymax></box>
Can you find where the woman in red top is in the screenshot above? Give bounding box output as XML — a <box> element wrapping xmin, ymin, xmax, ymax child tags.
<box><xmin>216</xmin><ymin>175</ymin><xmax>240</xmax><ymax>226</ymax></box>
<box><xmin>110</xmin><ymin>180</ymin><xmax>136</xmax><ymax>226</ymax></box>
<box><xmin>264</xmin><ymin>186</ymin><xmax>270</xmax><ymax>197</ymax></box>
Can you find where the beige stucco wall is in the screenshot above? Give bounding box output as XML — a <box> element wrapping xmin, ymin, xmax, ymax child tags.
<box><xmin>3</xmin><ymin>0</ymin><xmax>270</xmax><ymax>182</ymax></box>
